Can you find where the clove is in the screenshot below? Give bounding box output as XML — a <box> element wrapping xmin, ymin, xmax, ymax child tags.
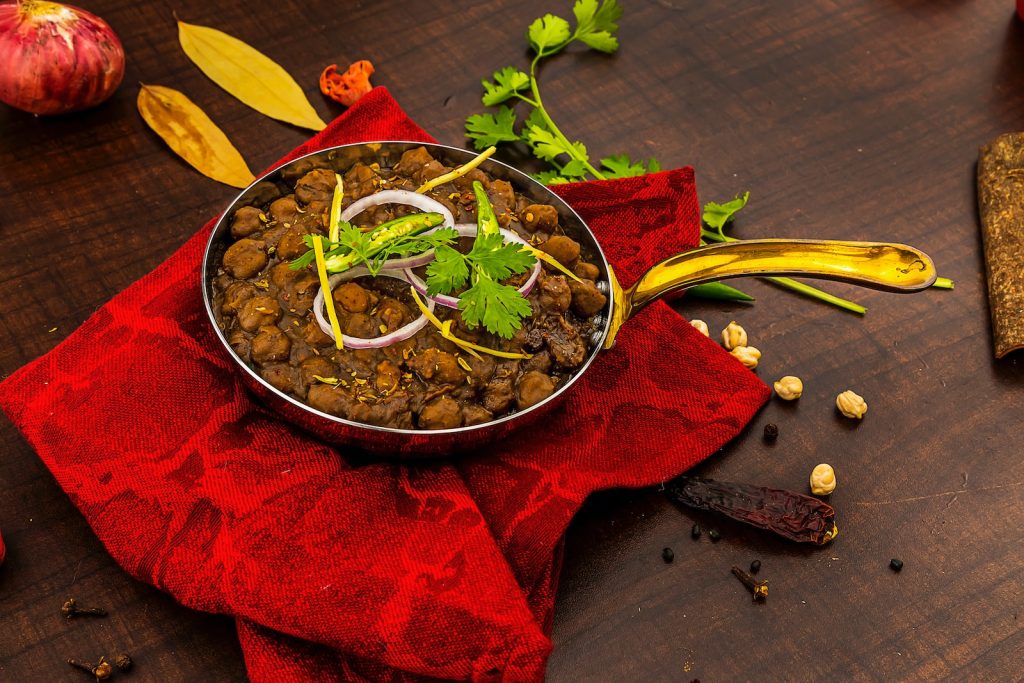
<box><xmin>731</xmin><ymin>565</ymin><xmax>768</xmax><ymax>601</ymax></box>
<box><xmin>67</xmin><ymin>657</ymin><xmax>113</xmax><ymax>680</ymax></box>
<box><xmin>62</xmin><ymin>598</ymin><xmax>107</xmax><ymax>619</ymax></box>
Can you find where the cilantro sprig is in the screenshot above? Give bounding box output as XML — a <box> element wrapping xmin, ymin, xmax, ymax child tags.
<box><xmin>465</xmin><ymin>0</ymin><xmax>659</xmax><ymax>184</ymax></box>
<box><xmin>425</xmin><ymin>183</ymin><xmax>537</xmax><ymax>338</ymax></box>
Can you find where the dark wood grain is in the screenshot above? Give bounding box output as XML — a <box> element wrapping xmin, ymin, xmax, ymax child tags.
<box><xmin>1</xmin><ymin>0</ymin><xmax>1022</xmax><ymax>680</ymax></box>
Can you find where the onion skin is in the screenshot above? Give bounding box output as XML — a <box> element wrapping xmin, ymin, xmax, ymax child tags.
<box><xmin>0</xmin><ymin>0</ymin><xmax>125</xmax><ymax>115</ymax></box>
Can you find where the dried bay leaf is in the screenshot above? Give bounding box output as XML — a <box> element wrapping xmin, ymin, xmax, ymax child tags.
<box><xmin>137</xmin><ymin>84</ymin><xmax>255</xmax><ymax>189</ymax></box>
<box><xmin>177</xmin><ymin>20</ymin><xmax>328</xmax><ymax>132</ymax></box>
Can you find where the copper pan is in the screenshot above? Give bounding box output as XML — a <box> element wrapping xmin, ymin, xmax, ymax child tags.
<box><xmin>202</xmin><ymin>142</ymin><xmax>936</xmax><ymax>458</ymax></box>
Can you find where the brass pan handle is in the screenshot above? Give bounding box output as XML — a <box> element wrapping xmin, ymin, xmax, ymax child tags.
<box><xmin>604</xmin><ymin>239</ymin><xmax>936</xmax><ymax>348</ymax></box>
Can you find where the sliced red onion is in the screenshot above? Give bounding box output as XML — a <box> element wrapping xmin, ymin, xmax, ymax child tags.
<box><xmin>337</xmin><ymin>189</ymin><xmax>455</xmax><ymax>271</ymax></box>
<box><xmin>340</xmin><ymin>189</ymin><xmax>455</xmax><ymax>227</ymax></box>
<box><xmin>313</xmin><ymin>267</ymin><xmax>434</xmax><ymax>348</ymax></box>
<box><xmin>404</xmin><ymin>223</ymin><xmax>542</xmax><ymax>309</ymax></box>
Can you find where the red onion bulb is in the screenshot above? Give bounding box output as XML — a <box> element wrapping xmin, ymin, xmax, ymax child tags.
<box><xmin>0</xmin><ymin>0</ymin><xmax>125</xmax><ymax>115</ymax></box>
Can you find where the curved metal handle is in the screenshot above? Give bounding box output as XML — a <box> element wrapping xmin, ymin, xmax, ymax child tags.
<box><xmin>604</xmin><ymin>239</ymin><xmax>936</xmax><ymax>348</ymax></box>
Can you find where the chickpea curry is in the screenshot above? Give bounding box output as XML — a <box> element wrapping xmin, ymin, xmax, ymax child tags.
<box><xmin>211</xmin><ymin>146</ymin><xmax>608</xmax><ymax>431</ymax></box>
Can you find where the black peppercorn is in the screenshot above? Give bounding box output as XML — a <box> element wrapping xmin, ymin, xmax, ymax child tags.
<box><xmin>115</xmin><ymin>653</ymin><xmax>133</xmax><ymax>672</ymax></box>
<box><xmin>890</xmin><ymin>558</ymin><xmax>904</xmax><ymax>572</ymax></box>
<box><xmin>763</xmin><ymin>423</ymin><xmax>779</xmax><ymax>441</ymax></box>
<box><xmin>708</xmin><ymin>529</ymin><xmax>721</xmax><ymax>542</ymax></box>
<box><xmin>662</xmin><ymin>547</ymin><xmax>674</xmax><ymax>563</ymax></box>
<box><xmin>750</xmin><ymin>559</ymin><xmax>761</xmax><ymax>574</ymax></box>
<box><xmin>691</xmin><ymin>523</ymin><xmax>701</xmax><ymax>539</ymax></box>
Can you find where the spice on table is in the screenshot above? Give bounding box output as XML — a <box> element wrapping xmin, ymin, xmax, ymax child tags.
<box><xmin>114</xmin><ymin>653</ymin><xmax>133</xmax><ymax>672</ymax></box>
<box><xmin>708</xmin><ymin>529</ymin><xmax>721</xmax><ymax>542</ymax></box>
<box><xmin>731</xmin><ymin>566</ymin><xmax>769</xmax><ymax>601</ymax></box>
<box><xmin>67</xmin><ymin>657</ymin><xmax>112</xmax><ymax>680</ymax></box>
<box><xmin>836</xmin><ymin>389</ymin><xmax>867</xmax><ymax>419</ymax></box>
<box><xmin>666</xmin><ymin>475</ymin><xmax>839</xmax><ymax>545</ymax></box>
<box><xmin>662</xmin><ymin>547</ymin><xmax>675</xmax><ymax>563</ymax></box>
<box><xmin>690</xmin><ymin>319</ymin><xmax>710</xmax><ymax>337</ymax></box>
<box><xmin>61</xmin><ymin>598</ymin><xmax>107</xmax><ymax>619</ymax></box>
<box><xmin>691</xmin><ymin>523</ymin><xmax>702</xmax><ymax>539</ymax></box>
<box><xmin>773</xmin><ymin>375</ymin><xmax>803</xmax><ymax>400</ymax></box>
<box><xmin>890</xmin><ymin>558</ymin><xmax>904</xmax><ymax>572</ymax></box>
<box><xmin>763</xmin><ymin>423</ymin><xmax>779</xmax><ymax>442</ymax></box>
<box><xmin>730</xmin><ymin>345</ymin><xmax>761</xmax><ymax>369</ymax></box>
<box><xmin>319</xmin><ymin>60</ymin><xmax>375</xmax><ymax>107</ymax></box>
<box><xmin>721</xmin><ymin>320</ymin><xmax>748</xmax><ymax>350</ymax></box>
<box><xmin>750</xmin><ymin>559</ymin><xmax>762</xmax><ymax>574</ymax></box>
<box><xmin>809</xmin><ymin>463</ymin><xmax>837</xmax><ymax>495</ymax></box>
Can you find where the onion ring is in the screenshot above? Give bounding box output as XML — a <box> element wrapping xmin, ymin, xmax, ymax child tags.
<box><xmin>313</xmin><ymin>267</ymin><xmax>434</xmax><ymax>348</ymax></box>
<box><xmin>340</xmin><ymin>189</ymin><xmax>455</xmax><ymax>227</ymax></box>
<box><xmin>404</xmin><ymin>223</ymin><xmax>542</xmax><ymax>309</ymax></box>
<box><xmin>338</xmin><ymin>189</ymin><xmax>456</xmax><ymax>271</ymax></box>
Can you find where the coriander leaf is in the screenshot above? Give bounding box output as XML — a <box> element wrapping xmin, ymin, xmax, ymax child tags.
<box><xmin>532</xmin><ymin>169</ymin><xmax>566</xmax><ymax>184</ymax></box>
<box><xmin>573</xmin><ymin>0</ymin><xmax>621</xmax><ymax>52</ymax></box>
<box><xmin>703</xmin><ymin>192</ymin><xmax>750</xmax><ymax>237</ymax></box>
<box><xmin>578</xmin><ymin>30</ymin><xmax>617</xmax><ymax>53</ymax></box>
<box><xmin>528</xmin><ymin>14</ymin><xmax>572</xmax><ymax>56</ymax></box>
<box><xmin>425</xmin><ymin>245</ymin><xmax>470</xmax><ymax>295</ymax></box>
<box><xmin>560</xmin><ymin>159</ymin><xmax>588</xmax><ymax>177</ymax></box>
<box><xmin>523</xmin><ymin>107</ymin><xmax>549</xmax><ymax>135</ymax></box>
<box><xmin>337</xmin><ymin>222</ymin><xmax>369</xmax><ymax>253</ymax></box>
<box><xmin>599</xmin><ymin>153</ymin><xmax>646</xmax><ymax>178</ymax></box>
<box><xmin>648</xmin><ymin>157</ymin><xmax>662</xmax><ymax>173</ymax></box>
<box><xmin>546</xmin><ymin>175</ymin><xmax>575</xmax><ymax>185</ymax></box>
<box><xmin>592</xmin><ymin>0</ymin><xmax>623</xmax><ymax>33</ymax></box>
<box><xmin>481</xmin><ymin>66</ymin><xmax>531</xmax><ymax>106</ymax></box>
<box><xmin>459</xmin><ymin>276</ymin><xmax>534</xmax><ymax>338</ymax></box>
<box><xmin>465</xmin><ymin>106</ymin><xmax>520</xmax><ymax>150</ymax></box>
<box><xmin>468</xmin><ymin>234</ymin><xmax>537</xmax><ymax>281</ymax></box>
<box><xmin>525</xmin><ymin>125</ymin><xmax>572</xmax><ymax>163</ymax></box>
<box><xmin>570</xmin><ymin>140</ymin><xmax>590</xmax><ymax>162</ymax></box>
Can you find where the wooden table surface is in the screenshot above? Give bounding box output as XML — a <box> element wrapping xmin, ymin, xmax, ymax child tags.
<box><xmin>2</xmin><ymin>0</ymin><xmax>1022</xmax><ymax>680</ymax></box>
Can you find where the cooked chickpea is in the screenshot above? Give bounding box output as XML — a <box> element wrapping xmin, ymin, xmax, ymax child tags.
<box><xmin>730</xmin><ymin>345</ymin><xmax>761</xmax><ymax>369</ymax></box>
<box><xmin>690</xmin><ymin>319</ymin><xmax>710</xmax><ymax>337</ymax></box>
<box><xmin>836</xmin><ymin>389</ymin><xmax>867</xmax><ymax>419</ymax></box>
<box><xmin>774</xmin><ymin>375</ymin><xmax>803</xmax><ymax>401</ymax></box>
<box><xmin>721</xmin><ymin>320</ymin><xmax>748</xmax><ymax>350</ymax></box>
<box><xmin>810</xmin><ymin>464</ymin><xmax>837</xmax><ymax>495</ymax></box>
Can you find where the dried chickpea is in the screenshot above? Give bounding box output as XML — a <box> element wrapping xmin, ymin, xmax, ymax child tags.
<box><xmin>721</xmin><ymin>320</ymin><xmax>748</xmax><ymax>350</ymax></box>
<box><xmin>774</xmin><ymin>375</ymin><xmax>803</xmax><ymax>401</ymax></box>
<box><xmin>690</xmin><ymin>319</ymin><xmax>710</xmax><ymax>337</ymax></box>
<box><xmin>810</xmin><ymin>463</ymin><xmax>837</xmax><ymax>495</ymax></box>
<box><xmin>836</xmin><ymin>389</ymin><xmax>867</xmax><ymax>419</ymax></box>
<box><xmin>730</xmin><ymin>345</ymin><xmax>761</xmax><ymax>369</ymax></box>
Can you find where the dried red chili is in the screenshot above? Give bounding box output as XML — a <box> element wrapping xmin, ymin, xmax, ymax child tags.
<box><xmin>666</xmin><ymin>476</ymin><xmax>838</xmax><ymax>545</ymax></box>
<box><xmin>319</xmin><ymin>60</ymin><xmax>375</xmax><ymax>107</ymax></box>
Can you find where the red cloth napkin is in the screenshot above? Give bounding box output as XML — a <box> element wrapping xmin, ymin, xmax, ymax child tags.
<box><xmin>0</xmin><ymin>88</ymin><xmax>769</xmax><ymax>682</ymax></box>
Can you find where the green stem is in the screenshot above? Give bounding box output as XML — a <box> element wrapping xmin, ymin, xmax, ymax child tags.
<box><xmin>700</xmin><ymin>229</ymin><xmax>867</xmax><ymax>315</ymax></box>
<box><xmin>688</xmin><ymin>282</ymin><xmax>755</xmax><ymax>302</ymax></box>
<box><xmin>530</xmin><ymin>56</ymin><xmax>607</xmax><ymax>180</ymax></box>
<box><xmin>932</xmin><ymin>276</ymin><xmax>954</xmax><ymax>290</ymax></box>
<box><xmin>763</xmin><ymin>276</ymin><xmax>866</xmax><ymax>315</ymax></box>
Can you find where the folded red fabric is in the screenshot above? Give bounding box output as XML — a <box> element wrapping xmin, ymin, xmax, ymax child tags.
<box><xmin>0</xmin><ymin>88</ymin><xmax>769</xmax><ymax>682</ymax></box>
